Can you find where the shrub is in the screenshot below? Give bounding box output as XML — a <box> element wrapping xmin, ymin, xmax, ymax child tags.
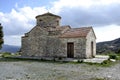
<box><xmin>77</xmin><ymin>59</ymin><xmax>83</xmax><ymax>63</ymax></box>
<box><xmin>101</xmin><ymin>60</ymin><xmax>112</xmax><ymax>67</ymax></box>
<box><xmin>90</xmin><ymin>77</ymin><xmax>105</xmax><ymax>80</ymax></box>
<box><xmin>117</xmin><ymin>49</ymin><xmax>120</xmax><ymax>53</ymax></box>
<box><xmin>1</xmin><ymin>52</ymin><xmax>11</xmax><ymax>57</ymax></box>
<box><xmin>102</xmin><ymin>60</ymin><xmax>109</xmax><ymax>64</ymax></box>
<box><xmin>116</xmin><ymin>54</ymin><xmax>120</xmax><ymax>60</ymax></box>
<box><xmin>58</xmin><ymin>57</ymin><xmax>62</xmax><ymax>60</ymax></box>
<box><xmin>109</xmin><ymin>54</ymin><xmax>117</xmax><ymax>59</ymax></box>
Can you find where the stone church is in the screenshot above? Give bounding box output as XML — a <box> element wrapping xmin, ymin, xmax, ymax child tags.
<box><xmin>21</xmin><ymin>12</ymin><xmax>96</xmax><ymax>59</ymax></box>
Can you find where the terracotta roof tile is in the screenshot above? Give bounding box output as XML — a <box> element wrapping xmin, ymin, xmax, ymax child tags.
<box><xmin>56</xmin><ymin>25</ymin><xmax>71</xmax><ymax>30</ymax></box>
<box><xmin>60</xmin><ymin>27</ymin><xmax>92</xmax><ymax>38</ymax></box>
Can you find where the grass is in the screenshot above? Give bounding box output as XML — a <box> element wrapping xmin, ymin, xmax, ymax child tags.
<box><xmin>83</xmin><ymin>59</ymin><xmax>118</xmax><ymax>67</ymax></box>
<box><xmin>0</xmin><ymin>52</ymin><xmax>20</xmax><ymax>57</ymax></box>
<box><xmin>0</xmin><ymin>52</ymin><xmax>120</xmax><ymax>67</ymax></box>
<box><xmin>1</xmin><ymin>52</ymin><xmax>12</xmax><ymax>57</ymax></box>
<box><xmin>0</xmin><ymin>56</ymin><xmax>113</xmax><ymax>67</ymax></box>
<box><xmin>100</xmin><ymin>60</ymin><xmax>114</xmax><ymax>67</ymax></box>
<box><xmin>85</xmin><ymin>62</ymin><xmax>107</xmax><ymax>67</ymax></box>
<box><xmin>90</xmin><ymin>77</ymin><xmax>106</xmax><ymax>80</ymax></box>
<box><xmin>0</xmin><ymin>57</ymin><xmax>31</xmax><ymax>62</ymax></box>
<box><xmin>0</xmin><ymin>57</ymin><xmax>67</xmax><ymax>64</ymax></box>
<box><xmin>117</xmin><ymin>54</ymin><xmax>120</xmax><ymax>60</ymax></box>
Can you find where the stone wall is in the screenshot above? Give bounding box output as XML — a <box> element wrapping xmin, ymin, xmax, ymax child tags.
<box><xmin>21</xmin><ymin>28</ymin><xmax>94</xmax><ymax>59</ymax></box>
<box><xmin>21</xmin><ymin>26</ymin><xmax>48</xmax><ymax>57</ymax></box>
<box><xmin>21</xmin><ymin>27</ymin><xmax>96</xmax><ymax>59</ymax></box>
<box><xmin>36</xmin><ymin>15</ymin><xmax>60</xmax><ymax>28</ymax></box>
<box><xmin>21</xmin><ymin>25</ymin><xmax>66</xmax><ymax>58</ymax></box>
<box><xmin>45</xmin><ymin>36</ymin><xmax>65</xmax><ymax>58</ymax></box>
<box><xmin>86</xmin><ymin>29</ymin><xmax>96</xmax><ymax>58</ymax></box>
<box><xmin>60</xmin><ymin>38</ymin><xmax>86</xmax><ymax>58</ymax></box>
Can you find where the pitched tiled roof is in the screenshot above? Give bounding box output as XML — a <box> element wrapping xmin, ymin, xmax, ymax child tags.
<box><xmin>55</xmin><ymin>25</ymin><xmax>71</xmax><ymax>30</ymax></box>
<box><xmin>60</xmin><ymin>27</ymin><xmax>92</xmax><ymax>38</ymax></box>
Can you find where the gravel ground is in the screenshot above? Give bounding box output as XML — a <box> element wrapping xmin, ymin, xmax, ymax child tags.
<box><xmin>0</xmin><ymin>60</ymin><xmax>120</xmax><ymax>80</ymax></box>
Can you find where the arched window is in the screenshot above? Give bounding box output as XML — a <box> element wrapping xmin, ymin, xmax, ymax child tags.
<box><xmin>56</xmin><ymin>20</ymin><xmax>59</xmax><ymax>26</ymax></box>
<box><xmin>91</xmin><ymin>41</ymin><xmax>94</xmax><ymax>57</ymax></box>
<box><xmin>38</xmin><ymin>19</ymin><xmax>44</xmax><ymax>26</ymax></box>
<box><xmin>39</xmin><ymin>19</ymin><xmax>42</xmax><ymax>21</ymax></box>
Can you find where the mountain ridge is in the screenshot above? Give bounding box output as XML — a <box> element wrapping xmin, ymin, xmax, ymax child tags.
<box><xmin>0</xmin><ymin>44</ymin><xmax>20</xmax><ymax>53</ymax></box>
<box><xmin>97</xmin><ymin>38</ymin><xmax>120</xmax><ymax>54</ymax></box>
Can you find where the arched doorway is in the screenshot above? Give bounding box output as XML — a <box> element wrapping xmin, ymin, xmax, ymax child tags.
<box><xmin>91</xmin><ymin>41</ymin><xmax>94</xmax><ymax>57</ymax></box>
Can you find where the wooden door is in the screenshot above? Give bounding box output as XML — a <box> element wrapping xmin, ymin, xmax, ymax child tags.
<box><xmin>67</xmin><ymin>43</ymin><xmax>74</xmax><ymax>58</ymax></box>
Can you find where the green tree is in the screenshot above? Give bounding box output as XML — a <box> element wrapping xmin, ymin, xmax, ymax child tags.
<box><xmin>0</xmin><ymin>23</ymin><xmax>4</xmax><ymax>49</ymax></box>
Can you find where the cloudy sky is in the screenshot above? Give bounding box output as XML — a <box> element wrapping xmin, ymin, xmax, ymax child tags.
<box><xmin>0</xmin><ymin>0</ymin><xmax>120</xmax><ymax>46</ymax></box>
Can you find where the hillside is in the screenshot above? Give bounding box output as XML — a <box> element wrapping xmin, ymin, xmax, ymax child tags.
<box><xmin>97</xmin><ymin>38</ymin><xmax>120</xmax><ymax>54</ymax></box>
<box><xmin>0</xmin><ymin>44</ymin><xmax>20</xmax><ymax>53</ymax></box>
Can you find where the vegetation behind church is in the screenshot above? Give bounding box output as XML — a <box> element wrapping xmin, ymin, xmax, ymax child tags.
<box><xmin>0</xmin><ymin>23</ymin><xmax>4</xmax><ymax>49</ymax></box>
<box><xmin>97</xmin><ymin>38</ymin><xmax>120</xmax><ymax>54</ymax></box>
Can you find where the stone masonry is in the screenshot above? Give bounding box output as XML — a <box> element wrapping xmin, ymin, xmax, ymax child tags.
<box><xmin>21</xmin><ymin>12</ymin><xmax>96</xmax><ymax>59</ymax></box>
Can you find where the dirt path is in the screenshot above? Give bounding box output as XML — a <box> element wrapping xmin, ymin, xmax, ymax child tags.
<box><xmin>0</xmin><ymin>61</ymin><xmax>120</xmax><ymax>80</ymax></box>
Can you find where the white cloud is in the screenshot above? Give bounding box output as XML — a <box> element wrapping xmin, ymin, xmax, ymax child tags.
<box><xmin>18</xmin><ymin>6</ymin><xmax>47</xmax><ymax>20</ymax></box>
<box><xmin>94</xmin><ymin>25</ymin><xmax>120</xmax><ymax>42</ymax></box>
<box><xmin>1</xmin><ymin>0</ymin><xmax>120</xmax><ymax>46</ymax></box>
<box><xmin>0</xmin><ymin>6</ymin><xmax>48</xmax><ymax>34</ymax></box>
<box><xmin>97</xmin><ymin>0</ymin><xmax>120</xmax><ymax>5</ymax></box>
<box><xmin>0</xmin><ymin>6</ymin><xmax>48</xmax><ymax>46</ymax></box>
<box><xmin>4</xmin><ymin>35</ymin><xmax>22</xmax><ymax>46</ymax></box>
<box><xmin>51</xmin><ymin>0</ymin><xmax>120</xmax><ymax>13</ymax></box>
